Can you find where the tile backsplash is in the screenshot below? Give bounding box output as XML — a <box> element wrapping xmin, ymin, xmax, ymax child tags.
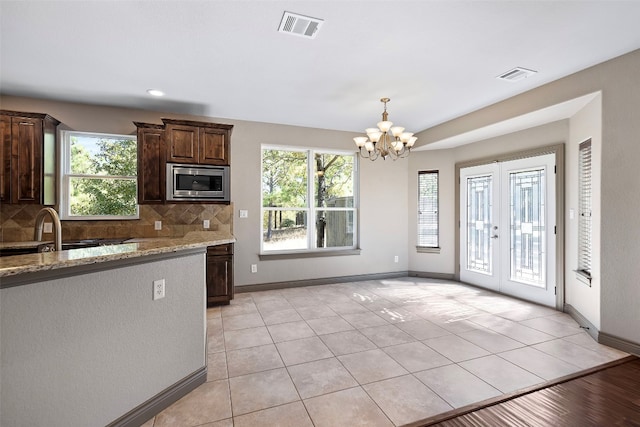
<box><xmin>0</xmin><ymin>203</ymin><xmax>233</xmax><ymax>242</ymax></box>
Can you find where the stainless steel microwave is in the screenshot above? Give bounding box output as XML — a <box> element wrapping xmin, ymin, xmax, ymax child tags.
<box><xmin>166</xmin><ymin>163</ymin><xmax>230</xmax><ymax>201</ymax></box>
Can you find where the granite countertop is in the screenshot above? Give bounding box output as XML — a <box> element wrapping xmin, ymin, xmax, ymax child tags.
<box><xmin>0</xmin><ymin>231</ymin><xmax>235</xmax><ymax>278</ymax></box>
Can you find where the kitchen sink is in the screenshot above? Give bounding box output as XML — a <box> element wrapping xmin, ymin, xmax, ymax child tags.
<box><xmin>0</xmin><ymin>238</ymin><xmax>131</xmax><ymax>256</ymax></box>
<box><xmin>38</xmin><ymin>238</ymin><xmax>131</xmax><ymax>252</ymax></box>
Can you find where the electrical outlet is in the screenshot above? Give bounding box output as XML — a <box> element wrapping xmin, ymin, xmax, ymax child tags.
<box><xmin>250</xmin><ymin>264</ymin><xmax>257</xmax><ymax>273</ymax></box>
<box><xmin>203</xmin><ymin>219</ymin><xmax>210</xmax><ymax>229</ymax></box>
<box><xmin>394</xmin><ymin>255</ymin><xmax>399</xmax><ymax>263</ymax></box>
<box><xmin>43</xmin><ymin>222</ymin><xmax>53</xmax><ymax>233</ymax></box>
<box><xmin>153</xmin><ymin>279</ymin><xmax>165</xmax><ymax>300</ymax></box>
<box><xmin>154</xmin><ymin>221</ymin><xmax>162</xmax><ymax>230</ymax></box>
<box><xmin>239</xmin><ymin>210</ymin><xmax>248</xmax><ymax>218</ymax></box>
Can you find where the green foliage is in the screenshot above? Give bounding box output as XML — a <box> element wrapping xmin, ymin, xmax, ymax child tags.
<box><xmin>262</xmin><ymin>149</ymin><xmax>307</xmax><ymax>208</ymax></box>
<box><xmin>69</xmin><ymin>136</ymin><xmax>137</xmax><ymax>217</ymax></box>
<box><xmin>315</xmin><ymin>153</ymin><xmax>354</xmax><ymax>208</ymax></box>
<box><xmin>70</xmin><ymin>143</ymin><xmax>94</xmax><ymax>174</ymax></box>
<box><xmin>262</xmin><ymin>148</ymin><xmax>356</xmax><ymax>249</ymax></box>
<box><xmin>280</xmin><ymin>218</ymin><xmax>295</xmax><ymax>228</ymax></box>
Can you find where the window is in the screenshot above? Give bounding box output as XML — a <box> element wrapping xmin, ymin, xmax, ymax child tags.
<box><xmin>417</xmin><ymin>170</ymin><xmax>439</xmax><ymax>249</ymax></box>
<box><xmin>577</xmin><ymin>139</ymin><xmax>592</xmax><ymax>284</ymax></box>
<box><xmin>261</xmin><ymin>147</ymin><xmax>357</xmax><ymax>253</ymax></box>
<box><xmin>60</xmin><ymin>131</ymin><xmax>138</xmax><ymax>220</ymax></box>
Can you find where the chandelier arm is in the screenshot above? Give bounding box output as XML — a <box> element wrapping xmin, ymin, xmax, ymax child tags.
<box><xmin>358</xmin><ymin>147</ymin><xmax>373</xmax><ymax>159</ymax></box>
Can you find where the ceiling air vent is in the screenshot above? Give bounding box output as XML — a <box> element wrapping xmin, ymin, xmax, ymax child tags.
<box><xmin>278</xmin><ymin>11</ymin><xmax>323</xmax><ymax>39</ymax></box>
<box><xmin>497</xmin><ymin>67</ymin><xmax>537</xmax><ymax>82</ymax></box>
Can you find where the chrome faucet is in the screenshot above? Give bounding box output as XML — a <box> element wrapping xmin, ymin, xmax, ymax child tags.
<box><xmin>34</xmin><ymin>207</ymin><xmax>62</xmax><ymax>252</ymax></box>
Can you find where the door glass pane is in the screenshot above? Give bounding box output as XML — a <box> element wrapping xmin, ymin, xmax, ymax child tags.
<box><xmin>509</xmin><ymin>169</ymin><xmax>545</xmax><ymax>286</ymax></box>
<box><xmin>466</xmin><ymin>175</ymin><xmax>492</xmax><ymax>274</ymax></box>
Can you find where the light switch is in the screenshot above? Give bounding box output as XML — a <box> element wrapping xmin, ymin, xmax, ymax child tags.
<box><xmin>239</xmin><ymin>210</ymin><xmax>248</xmax><ymax>218</ymax></box>
<box><xmin>154</xmin><ymin>221</ymin><xmax>162</xmax><ymax>230</ymax></box>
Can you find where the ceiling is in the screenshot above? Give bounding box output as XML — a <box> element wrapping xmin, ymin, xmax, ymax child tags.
<box><xmin>2</xmin><ymin>1</ymin><xmax>640</xmax><ymax>141</ymax></box>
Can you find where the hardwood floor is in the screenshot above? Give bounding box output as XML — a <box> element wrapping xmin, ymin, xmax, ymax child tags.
<box><xmin>416</xmin><ymin>356</ymin><xmax>640</xmax><ymax>426</ymax></box>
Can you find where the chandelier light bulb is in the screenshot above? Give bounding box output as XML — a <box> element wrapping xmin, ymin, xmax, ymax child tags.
<box><xmin>368</xmin><ymin>131</ymin><xmax>382</xmax><ymax>143</ymax></box>
<box><xmin>353</xmin><ymin>136</ymin><xmax>368</xmax><ymax>147</ymax></box>
<box><xmin>377</xmin><ymin>121</ymin><xmax>393</xmax><ymax>133</ymax></box>
<box><xmin>391</xmin><ymin>126</ymin><xmax>405</xmax><ymax>137</ymax></box>
<box><xmin>364</xmin><ymin>141</ymin><xmax>375</xmax><ymax>152</ymax></box>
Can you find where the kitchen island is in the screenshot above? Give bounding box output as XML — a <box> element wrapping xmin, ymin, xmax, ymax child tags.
<box><xmin>0</xmin><ymin>232</ymin><xmax>235</xmax><ymax>427</ymax></box>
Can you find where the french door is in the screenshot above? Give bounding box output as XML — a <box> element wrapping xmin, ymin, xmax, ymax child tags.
<box><xmin>460</xmin><ymin>154</ymin><xmax>556</xmax><ymax>307</ymax></box>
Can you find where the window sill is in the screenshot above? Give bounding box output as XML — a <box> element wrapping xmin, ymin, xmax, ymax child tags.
<box><xmin>416</xmin><ymin>246</ymin><xmax>441</xmax><ymax>254</ymax></box>
<box><xmin>575</xmin><ymin>270</ymin><xmax>592</xmax><ymax>287</ymax></box>
<box><xmin>259</xmin><ymin>248</ymin><xmax>361</xmax><ymax>261</ymax></box>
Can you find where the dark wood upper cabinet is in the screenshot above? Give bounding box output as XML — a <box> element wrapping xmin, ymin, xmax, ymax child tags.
<box><xmin>165</xmin><ymin>123</ymin><xmax>198</xmax><ymax>164</ymax></box>
<box><xmin>162</xmin><ymin>118</ymin><xmax>232</xmax><ymax>166</ymax></box>
<box><xmin>200</xmin><ymin>127</ymin><xmax>228</xmax><ymax>165</ymax></box>
<box><xmin>134</xmin><ymin>122</ymin><xmax>166</xmax><ymax>204</ymax></box>
<box><xmin>134</xmin><ymin>118</ymin><xmax>233</xmax><ymax>204</ymax></box>
<box><xmin>0</xmin><ymin>115</ymin><xmax>11</xmax><ymax>202</ymax></box>
<box><xmin>0</xmin><ymin>110</ymin><xmax>59</xmax><ymax>205</ymax></box>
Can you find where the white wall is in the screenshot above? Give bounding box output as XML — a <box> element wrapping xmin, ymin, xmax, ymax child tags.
<box><xmin>3</xmin><ymin>48</ymin><xmax>638</xmax><ymax>345</ymax></box>
<box><xmin>566</xmin><ymin>94</ymin><xmax>602</xmax><ymax>328</ymax></box>
<box><xmin>415</xmin><ymin>49</ymin><xmax>640</xmax><ymax>346</ymax></box>
<box><xmin>230</xmin><ymin>122</ymin><xmax>409</xmax><ymax>286</ymax></box>
<box><xmin>0</xmin><ymin>253</ymin><xmax>206</xmax><ymax>427</ymax></box>
<box><xmin>598</xmin><ymin>55</ymin><xmax>640</xmax><ymax>344</ymax></box>
<box><xmin>0</xmin><ymin>95</ymin><xmax>409</xmax><ymax>287</ymax></box>
<box><xmin>408</xmin><ymin>121</ymin><xmax>568</xmax><ymax>276</ymax></box>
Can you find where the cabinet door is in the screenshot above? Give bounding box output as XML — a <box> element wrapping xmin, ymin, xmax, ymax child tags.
<box><xmin>199</xmin><ymin>128</ymin><xmax>229</xmax><ymax>165</ymax></box>
<box><xmin>11</xmin><ymin>116</ymin><xmax>42</xmax><ymax>203</ymax></box>
<box><xmin>166</xmin><ymin>124</ymin><xmax>198</xmax><ymax>164</ymax></box>
<box><xmin>0</xmin><ymin>115</ymin><xmax>11</xmax><ymax>202</ymax></box>
<box><xmin>137</xmin><ymin>126</ymin><xmax>166</xmax><ymax>204</ymax></box>
<box><xmin>206</xmin><ymin>249</ymin><xmax>234</xmax><ymax>305</ymax></box>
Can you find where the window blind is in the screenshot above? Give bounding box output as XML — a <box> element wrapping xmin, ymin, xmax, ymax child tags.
<box><xmin>578</xmin><ymin>139</ymin><xmax>592</xmax><ymax>279</ymax></box>
<box><xmin>418</xmin><ymin>171</ymin><xmax>439</xmax><ymax>248</ymax></box>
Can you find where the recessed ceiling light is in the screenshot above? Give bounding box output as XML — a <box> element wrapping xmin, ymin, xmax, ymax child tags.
<box><xmin>147</xmin><ymin>89</ymin><xmax>165</xmax><ymax>97</ymax></box>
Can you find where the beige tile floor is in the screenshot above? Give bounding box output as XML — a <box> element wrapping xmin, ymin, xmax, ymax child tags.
<box><xmin>142</xmin><ymin>277</ymin><xmax>628</xmax><ymax>427</ymax></box>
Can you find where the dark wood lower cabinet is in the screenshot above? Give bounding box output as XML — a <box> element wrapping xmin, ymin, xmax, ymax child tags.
<box><xmin>206</xmin><ymin>244</ymin><xmax>234</xmax><ymax>305</ymax></box>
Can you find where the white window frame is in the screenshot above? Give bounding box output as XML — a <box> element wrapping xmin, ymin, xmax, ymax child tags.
<box><xmin>260</xmin><ymin>145</ymin><xmax>359</xmax><ymax>255</ymax></box>
<box><xmin>577</xmin><ymin>139</ymin><xmax>592</xmax><ymax>285</ymax></box>
<box><xmin>59</xmin><ymin>130</ymin><xmax>138</xmax><ymax>220</ymax></box>
<box><xmin>417</xmin><ymin>170</ymin><xmax>440</xmax><ymax>253</ymax></box>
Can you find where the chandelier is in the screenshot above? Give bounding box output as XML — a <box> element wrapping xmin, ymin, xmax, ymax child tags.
<box><xmin>353</xmin><ymin>98</ymin><xmax>417</xmax><ymax>161</ymax></box>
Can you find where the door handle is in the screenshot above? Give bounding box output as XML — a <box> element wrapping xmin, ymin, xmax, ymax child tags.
<box><xmin>491</xmin><ymin>235</ymin><xmax>499</xmax><ymax>239</ymax></box>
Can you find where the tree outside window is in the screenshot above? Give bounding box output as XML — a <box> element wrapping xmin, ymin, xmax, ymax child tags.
<box><xmin>261</xmin><ymin>147</ymin><xmax>357</xmax><ymax>252</ymax></box>
<box><xmin>61</xmin><ymin>131</ymin><xmax>138</xmax><ymax>220</ymax></box>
